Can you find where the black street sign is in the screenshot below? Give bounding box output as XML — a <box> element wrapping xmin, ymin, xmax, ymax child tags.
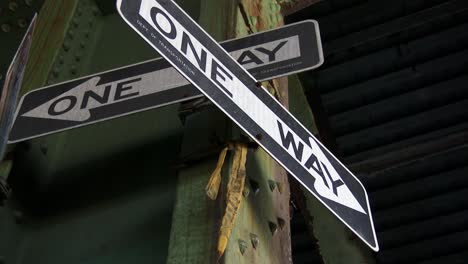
<box><xmin>0</xmin><ymin>15</ymin><xmax>36</xmax><ymax>158</ymax></box>
<box><xmin>9</xmin><ymin>20</ymin><xmax>322</xmax><ymax>143</ymax></box>
<box><xmin>117</xmin><ymin>0</ymin><xmax>379</xmax><ymax>251</ymax></box>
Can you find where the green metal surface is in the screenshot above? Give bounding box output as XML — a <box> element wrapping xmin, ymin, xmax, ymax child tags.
<box><xmin>166</xmin><ymin>0</ymin><xmax>237</xmax><ymax>262</ymax></box>
<box><xmin>0</xmin><ymin>0</ymin><xmax>44</xmax><ymax>84</ymax></box>
<box><xmin>1</xmin><ymin>0</ymin><xmax>198</xmax><ymax>263</ymax></box>
<box><xmin>167</xmin><ymin>1</ymin><xmax>293</xmax><ymax>263</ymax></box>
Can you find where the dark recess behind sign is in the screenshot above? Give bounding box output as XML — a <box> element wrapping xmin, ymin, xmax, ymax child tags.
<box><xmin>287</xmin><ymin>0</ymin><xmax>468</xmax><ymax>263</ymax></box>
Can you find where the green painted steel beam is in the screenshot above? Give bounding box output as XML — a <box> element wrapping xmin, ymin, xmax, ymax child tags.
<box><xmin>1</xmin><ymin>0</ymin><xmax>202</xmax><ymax>263</ymax></box>
<box><xmin>167</xmin><ymin>1</ymin><xmax>293</xmax><ymax>263</ymax></box>
<box><xmin>0</xmin><ymin>0</ymin><xmax>44</xmax><ymax>84</ymax></box>
<box><xmin>12</xmin><ymin>0</ymin><xmax>184</xmax><ymax>195</ymax></box>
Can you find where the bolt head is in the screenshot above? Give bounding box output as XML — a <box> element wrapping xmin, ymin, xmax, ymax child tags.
<box><xmin>250</xmin><ymin>233</ymin><xmax>259</xmax><ymax>249</ymax></box>
<box><xmin>1</xmin><ymin>24</ymin><xmax>11</xmax><ymax>33</ymax></box>
<box><xmin>249</xmin><ymin>179</ymin><xmax>260</xmax><ymax>195</ymax></box>
<box><xmin>9</xmin><ymin>1</ymin><xmax>18</xmax><ymax>12</ymax></box>
<box><xmin>52</xmin><ymin>67</ymin><xmax>60</xmax><ymax>77</ymax></box>
<box><xmin>277</xmin><ymin>217</ymin><xmax>286</xmax><ymax>230</ymax></box>
<box><xmin>63</xmin><ymin>42</ymin><xmax>70</xmax><ymax>51</ymax></box>
<box><xmin>72</xmin><ymin>18</ymin><xmax>79</xmax><ymax>27</ymax></box>
<box><xmin>18</xmin><ymin>18</ymin><xmax>27</xmax><ymax>28</ymax></box>
<box><xmin>268</xmin><ymin>180</ymin><xmax>276</xmax><ymax>192</ymax></box>
<box><xmin>276</xmin><ymin>182</ymin><xmax>284</xmax><ymax>194</ymax></box>
<box><xmin>92</xmin><ymin>7</ymin><xmax>99</xmax><ymax>16</ymax></box>
<box><xmin>238</xmin><ymin>239</ymin><xmax>248</xmax><ymax>255</ymax></box>
<box><xmin>242</xmin><ymin>185</ymin><xmax>250</xmax><ymax>197</ymax></box>
<box><xmin>268</xmin><ymin>221</ymin><xmax>278</xmax><ymax>235</ymax></box>
<box><xmin>13</xmin><ymin>210</ymin><xmax>23</xmax><ymax>224</ymax></box>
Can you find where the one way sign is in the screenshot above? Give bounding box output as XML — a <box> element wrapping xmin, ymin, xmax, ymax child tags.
<box><xmin>10</xmin><ymin>20</ymin><xmax>321</xmax><ymax>143</ymax></box>
<box><xmin>117</xmin><ymin>0</ymin><xmax>379</xmax><ymax>251</ymax></box>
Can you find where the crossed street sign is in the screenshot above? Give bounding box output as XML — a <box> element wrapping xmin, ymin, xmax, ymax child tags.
<box><xmin>10</xmin><ymin>20</ymin><xmax>322</xmax><ymax>143</ymax></box>
<box><xmin>117</xmin><ymin>0</ymin><xmax>378</xmax><ymax>251</ymax></box>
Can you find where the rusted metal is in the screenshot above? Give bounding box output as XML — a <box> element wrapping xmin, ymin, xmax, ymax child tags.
<box><xmin>279</xmin><ymin>0</ymin><xmax>322</xmax><ymax>16</ymax></box>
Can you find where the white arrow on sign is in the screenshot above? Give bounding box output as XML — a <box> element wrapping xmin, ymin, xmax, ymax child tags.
<box><xmin>118</xmin><ymin>0</ymin><xmax>378</xmax><ymax>251</ymax></box>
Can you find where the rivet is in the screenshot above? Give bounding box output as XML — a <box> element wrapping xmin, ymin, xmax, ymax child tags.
<box><xmin>242</xmin><ymin>185</ymin><xmax>250</xmax><ymax>197</ymax></box>
<box><xmin>277</xmin><ymin>217</ymin><xmax>285</xmax><ymax>230</ymax></box>
<box><xmin>80</xmin><ymin>41</ymin><xmax>86</xmax><ymax>48</ymax></box>
<box><xmin>74</xmin><ymin>54</ymin><xmax>81</xmax><ymax>62</ymax></box>
<box><xmin>92</xmin><ymin>7</ymin><xmax>99</xmax><ymax>16</ymax></box>
<box><xmin>1</xmin><ymin>24</ymin><xmax>11</xmax><ymax>33</ymax></box>
<box><xmin>249</xmin><ymin>179</ymin><xmax>260</xmax><ymax>195</ymax></box>
<box><xmin>9</xmin><ymin>2</ymin><xmax>18</xmax><ymax>12</ymax></box>
<box><xmin>276</xmin><ymin>182</ymin><xmax>284</xmax><ymax>194</ymax></box>
<box><xmin>18</xmin><ymin>18</ymin><xmax>27</xmax><ymax>28</ymax></box>
<box><xmin>58</xmin><ymin>55</ymin><xmax>64</xmax><ymax>65</ymax></box>
<box><xmin>13</xmin><ymin>210</ymin><xmax>23</xmax><ymax>223</ymax></box>
<box><xmin>250</xmin><ymin>233</ymin><xmax>259</xmax><ymax>249</ymax></box>
<box><xmin>68</xmin><ymin>30</ymin><xmax>74</xmax><ymax>39</ymax></box>
<box><xmin>63</xmin><ymin>42</ymin><xmax>70</xmax><ymax>51</ymax></box>
<box><xmin>52</xmin><ymin>67</ymin><xmax>60</xmax><ymax>77</ymax></box>
<box><xmin>238</xmin><ymin>239</ymin><xmax>248</xmax><ymax>255</ymax></box>
<box><xmin>70</xmin><ymin>66</ymin><xmax>77</xmax><ymax>75</ymax></box>
<box><xmin>268</xmin><ymin>180</ymin><xmax>276</xmax><ymax>192</ymax></box>
<box><xmin>76</xmin><ymin>7</ymin><xmax>82</xmax><ymax>16</ymax></box>
<box><xmin>72</xmin><ymin>18</ymin><xmax>79</xmax><ymax>27</ymax></box>
<box><xmin>268</xmin><ymin>221</ymin><xmax>278</xmax><ymax>235</ymax></box>
<box><xmin>40</xmin><ymin>145</ymin><xmax>48</xmax><ymax>155</ymax></box>
<box><xmin>24</xmin><ymin>0</ymin><xmax>32</xmax><ymax>6</ymax></box>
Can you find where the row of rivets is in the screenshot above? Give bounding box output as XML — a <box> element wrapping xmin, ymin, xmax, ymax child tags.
<box><xmin>237</xmin><ymin>217</ymin><xmax>286</xmax><ymax>255</ymax></box>
<box><xmin>50</xmin><ymin>0</ymin><xmax>98</xmax><ymax>82</ymax></box>
<box><xmin>246</xmin><ymin>178</ymin><xmax>283</xmax><ymax>196</ymax></box>
<box><xmin>0</xmin><ymin>0</ymin><xmax>34</xmax><ymax>32</ymax></box>
<box><xmin>238</xmin><ymin>233</ymin><xmax>260</xmax><ymax>255</ymax></box>
<box><xmin>237</xmin><ymin>178</ymin><xmax>288</xmax><ymax>255</ymax></box>
<box><xmin>1</xmin><ymin>19</ymin><xmax>30</xmax><ymax>32</ymax></box>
